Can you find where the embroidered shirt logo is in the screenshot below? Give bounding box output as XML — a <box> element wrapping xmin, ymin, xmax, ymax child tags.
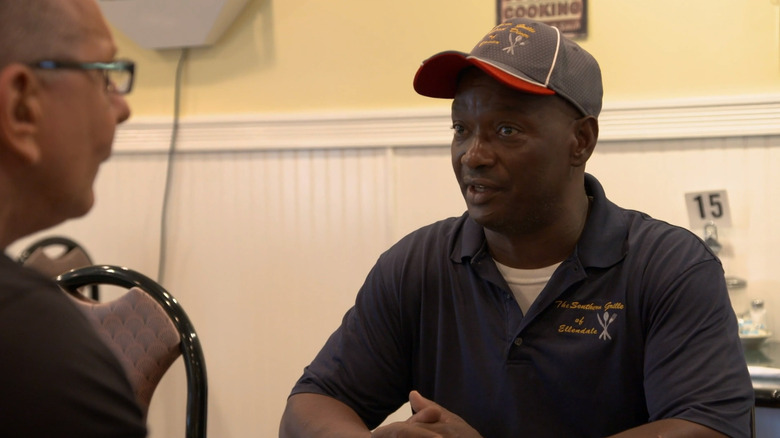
<box><xmin>555</xmin><ymin>300</ymin><xmax>624</xmax><ymax>340</ymax></box>
<box><xmin>597</xmin><ymin>311</ymin><xmax>617</xmax><ymax>341</ymax></box>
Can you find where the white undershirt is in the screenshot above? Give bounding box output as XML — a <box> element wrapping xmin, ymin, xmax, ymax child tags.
<box><xmin>493</xmin><ymin>260</ymin><xmax>561</xmax><ymax>314</ymax></box>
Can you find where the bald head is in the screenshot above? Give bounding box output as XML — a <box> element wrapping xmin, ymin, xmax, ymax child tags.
<box><xmin>0</xmin><ymin>0</ymin><xmax>91</xmax><ymax>68</ymax></box>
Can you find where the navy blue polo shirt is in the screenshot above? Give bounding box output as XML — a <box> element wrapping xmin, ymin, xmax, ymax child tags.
<box><xmin>292</xmin><ymin>174</ymin><xmax>753</xmax><ymax>438</ymax></box>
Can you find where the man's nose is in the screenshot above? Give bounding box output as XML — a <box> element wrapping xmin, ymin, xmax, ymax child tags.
<box><xmin>461</xmin><ymin>136</ymin><xmax>495</xmax><ymax>168</ymax></box>
<box><xmin>114</xmin><ymin>94</ymin><xmax>131</xmax><ymax>124</ymax></box>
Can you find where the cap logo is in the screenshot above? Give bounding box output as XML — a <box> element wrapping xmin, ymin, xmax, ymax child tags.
<box><xmin>479</xmin><ymin>34</ymin><xmax>500</xmax><ymax>48</ymax></box>
<box><xmin>478</xmin><ymin>22</ymin><xmax>537</xmax><ymax>55</ymax></box>
<box><xmin>502</xmin><ymin>28</ymin><xmax>531</xmax><ymax>55</ymax></box>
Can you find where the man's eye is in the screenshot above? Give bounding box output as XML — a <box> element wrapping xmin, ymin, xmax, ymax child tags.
<box><xmin>451</xmin><ymin>124</ymin><xmax>466</xmax><ymax>135</ymax></box>
<box><xmin>498</xmin><ymin>126</ymin><xmax>518</xmax><ymax>136</ymax></box>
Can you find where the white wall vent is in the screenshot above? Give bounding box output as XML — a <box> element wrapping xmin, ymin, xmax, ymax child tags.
<box><xmin>97</xmin><ymin>0</ymin><xmax>250</xmax><ymax>50</ymax></box>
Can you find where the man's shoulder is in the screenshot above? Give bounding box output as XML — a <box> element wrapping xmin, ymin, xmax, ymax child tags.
<box><xmin>586</xmin><ymin>174</ymin><xmax>704</xmax><ymax>251</ymax></box>
<box><xmin>610</xmin><ymin>208</ymin><xmax>722</xmax><ymax>289</ymax></box>
<box><xmin>0</xmin><ymin>254</ymin><xmax>110</xmax><ymax>363</ymax></box>
<box><xmin>0</xmin><ymin>262</ymin><xmax>98</xmax><ymax>351</ymax></box>
<box><xmin>0</xmin><ymin>255</ymin><xmax>67</xmax><ymax>311</ymax></box>
<box><xmin>390</xmin><ymin>213</ymin><xmax>469</xmax><ymax>251</ymax></box>
<box><xmin>581</xmin><ymin>180</ymin><xmax>717</xmax><ymax>273</ymax></box>
<box><xmin>411</xmin><ymin>214</ymin><xmax>468</xmax><ymax>234</ymax></box>
<box><xmin>621</xmin><ymin>208</ymin><xmax>711</xmax><ymax>254</ymax></box>
<box><xmin>0</xmin><ymin>256</ymin><xmax>147</xmax><ymax>437</ymax></box>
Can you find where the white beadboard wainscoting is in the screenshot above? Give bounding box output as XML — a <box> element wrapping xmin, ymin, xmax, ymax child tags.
<box><xmin>8</xmin><ymin>94</ymin><xmax>780</xmax><ymax>437</ymax></box>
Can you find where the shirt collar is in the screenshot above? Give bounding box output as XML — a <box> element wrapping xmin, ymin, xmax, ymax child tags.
<box><xmin>577</xmin><ymin>173</ymin><xmax>628</xmax><ymax>269</ymax></box>
<box><xmin>450</xmin><ymin>173</ymin><xmax>628</xmax><ymax>270</ymax></box>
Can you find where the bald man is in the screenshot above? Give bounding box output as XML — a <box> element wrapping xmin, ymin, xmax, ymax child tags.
<box><xmin>0</xmin><ymin>1</ymin><xmax>146</xmax><ymax>436</ymax></box>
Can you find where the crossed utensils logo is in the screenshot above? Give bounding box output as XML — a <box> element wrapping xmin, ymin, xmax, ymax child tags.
<box><xmin>502</xmin><ymin>32</ymin><xmax>527</xmax><ymax>55</ymax></box>
<box><xmin>597</xmin><ymin>311</ymin><xmax>617</xmax><ymax>340</ymax></box>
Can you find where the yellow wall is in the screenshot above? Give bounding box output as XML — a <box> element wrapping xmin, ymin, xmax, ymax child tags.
<box><xmin>115</xmin><ymin>0</ymin><xmax>780</xmax><ymax>116</ymax></box>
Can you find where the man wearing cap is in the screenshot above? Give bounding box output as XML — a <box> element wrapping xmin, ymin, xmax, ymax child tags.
<box><xmin>280</xmin><ymin>18</ymin><xmax>753</xmax><ymax>438</ymax></box>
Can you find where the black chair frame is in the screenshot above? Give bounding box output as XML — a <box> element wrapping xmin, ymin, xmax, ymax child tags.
<box><xmin>18</xmin><ymin>235</ymin><xmax>99</xmax><ymax>300</ymax></box>
<box><xmin>57</xmin><ymin>265</ymin><xmax>208</xmax><ymax>438</ymax></box>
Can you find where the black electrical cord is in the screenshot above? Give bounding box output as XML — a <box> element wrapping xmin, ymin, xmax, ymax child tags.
<box><xmin>157</xmin><ymin>48</ymin><xmax>189</xmax><ymax>284</ymax></box>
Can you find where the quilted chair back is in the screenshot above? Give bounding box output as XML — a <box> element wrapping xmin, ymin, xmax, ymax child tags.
<box><xmin>66</xmin><ymin>287</ymin><xmax>180</xmax><ymax>412</ymax></box>
<box><xmin>57</xmin><ymin>265</ymin><xmax>208</xmax><ymax>438</ymax></box>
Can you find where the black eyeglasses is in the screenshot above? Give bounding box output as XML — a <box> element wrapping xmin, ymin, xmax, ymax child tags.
<box><xmin>29</xmin><ymin>59</ymin><xmax>135</xmax><ymax>95</ymax></box>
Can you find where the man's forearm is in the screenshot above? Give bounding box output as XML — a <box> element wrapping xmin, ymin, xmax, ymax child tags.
<box><xmin>607</xmin><ymin>418</ymin><xmax>728</xmax><ymax>438</ymax></box>
<box><xmin>279</xmin><ymin>393</ymin><xmax>372</xmax><ymax>438</ymax></box>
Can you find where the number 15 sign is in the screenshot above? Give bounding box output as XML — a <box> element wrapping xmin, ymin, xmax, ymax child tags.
<box><xmin>684</xmin><ymin>190</ymin><xmax>732</xmax><ymax>229</ymax></box>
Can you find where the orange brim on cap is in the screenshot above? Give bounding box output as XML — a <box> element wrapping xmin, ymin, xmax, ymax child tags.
<box><xmin>413</xmin><ymin>51</ymin><xmax>555</xmax><ymax>99</ymax></box>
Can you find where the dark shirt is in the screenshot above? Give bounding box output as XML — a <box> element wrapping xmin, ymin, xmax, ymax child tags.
<box><xmin>0</xmin><ymin>254</ymin><xmax>147</xmax><ymax>437</ymax></box>
<box><xmin>292</xmin><ymin>173</ymin><xmax>754</xmax><ymax>438</ymax></box>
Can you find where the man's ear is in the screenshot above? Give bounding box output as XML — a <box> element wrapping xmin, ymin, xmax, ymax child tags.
<box><xmin>0</xmin><ymin>65</ymin><xmax>43</xmax><ymax>164</ymax></box>
<box><xmin>570</xmin><ymin>116</ymin><xmax>598</xmax><ymax>168</ymax></box>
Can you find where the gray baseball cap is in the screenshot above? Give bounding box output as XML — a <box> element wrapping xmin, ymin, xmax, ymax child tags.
<box><xmin>413</xmin><ymin>18</ymin><xmax>603</xmax><ymax>118</ymax></box>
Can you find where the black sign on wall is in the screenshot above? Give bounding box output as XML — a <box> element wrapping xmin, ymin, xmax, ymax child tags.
<box><xmin>497</xmin><ymin>0</ymin><xmax>588</xmax><ymax>39</ymax></box>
